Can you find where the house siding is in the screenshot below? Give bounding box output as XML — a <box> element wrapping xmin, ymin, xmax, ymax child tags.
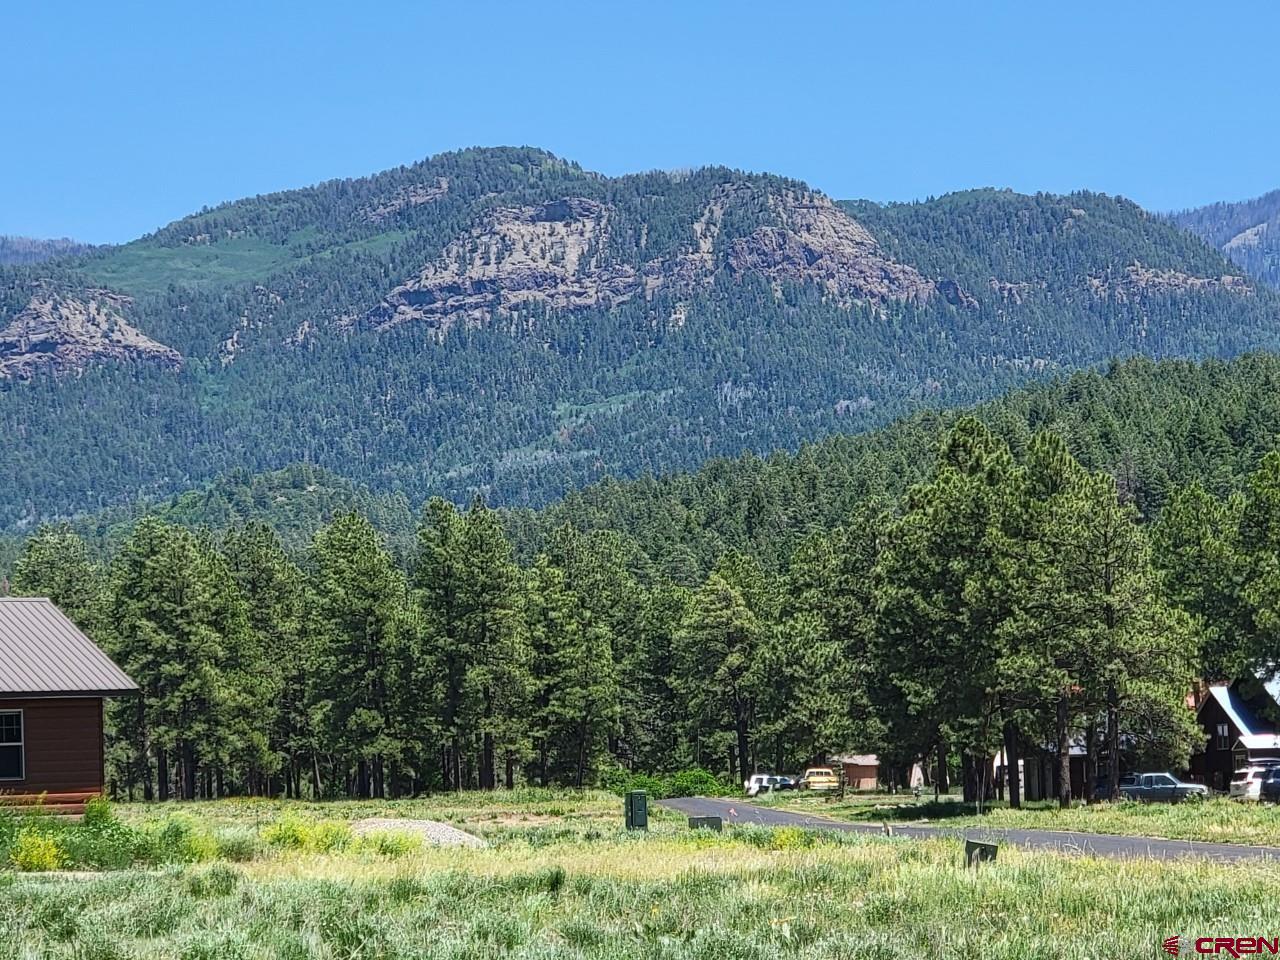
<box><xmin>840</xmin><ymin>762</ymin><xmax>879</xmax><ymax>790</ymax></box>
<box><xmin>0</xmin><ymin>697</ymin><xmax>105</xmax><ymax>796</ymax></box>
<box><xmin>1191</xmin><ymin>696</ymin><xmax>1236</xmax><ymax>791</ymax></box>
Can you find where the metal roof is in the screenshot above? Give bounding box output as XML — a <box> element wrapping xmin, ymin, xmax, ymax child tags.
<box><xmin>1202</xmin><ymin>684</ymin><xmax>1269</xmax><ymax>736</ymax></box>
<box><xmin>0</xmin><ymin>598</ymin><xmax>138</xmax><ymax>697</ymax></box>
<box><xmin>831</xmin><ymin>754</ymin><xmax>880</xmax><ymax>766</ymax></box>
<box><xmin>1237</xmin><ymin>734</ymin><xmax>1280</xmax><ymax>751</ymax></box>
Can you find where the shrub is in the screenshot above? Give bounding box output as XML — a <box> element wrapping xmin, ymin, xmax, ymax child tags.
<box><xmin>214</xmin><ymin>827</ymin><xmax>262</xmax><ymax>863</ymax></box>
<box><xmin>60</xmin><ymin>817</ymin><xmax>143</xmax><ymax>870</ymax></box>
<box><xmin>11</xmin><ymin>829</ymin><xmax>63</xmax><ymax>871</ymax></box>
<box><xmin>186</xmin><ymin>863</ymin><xmax>239</xmax><ymax>898</ymax></box>
<box><xmin>0</xmin><ymin>806</ymin><xmax>20</xmax><ymax>860</ymax></box>
<box><xmin>150</xmin><ymin>816</ymin><xmax>219</xmax><ymax>864</ymax></box>
<box><xmin>769</xmin><ymin>826</ymin><xmax>816</xmax><ymax>851</ymax></box>
<box><xmin>82</xmin><ymin>795</ymin><xmax>114</xmax><ymax>828</ymax></box>
<box><xmin>353</xmin><ymin>830</ymin><xmax>421</xmax><ymax>858</ymax></box>
<box><xmin>598</xmin><ymin>765</ymin><xmax>669</xmax><ymax>799</ymax></box>
<box><xmin>666</xmin><ymin>768</ymin><xmax>731</xmax><ymax>798</ymax></box>
<box><xmin>263</xmin><ymin>815</ymin><xmax>352</xmax><ymax>854</ymax></box>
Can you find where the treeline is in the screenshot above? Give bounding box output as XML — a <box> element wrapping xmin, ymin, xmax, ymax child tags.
<box><xmin>15</xmin><ymin>415</ymin><xmax>1280</xmax><ymax>805</ymax></box>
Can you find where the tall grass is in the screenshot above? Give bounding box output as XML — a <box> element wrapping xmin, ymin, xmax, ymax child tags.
<box><xmin>2</xmin><ymin>825</ymin><xmax>1276</xmax><ymax>958</ymax></box>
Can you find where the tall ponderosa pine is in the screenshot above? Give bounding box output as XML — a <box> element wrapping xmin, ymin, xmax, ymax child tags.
<box><xmin>676</xmin><ymin>559</ymin><xmax>768</xmax><ymax>780</ymax></box>
<box><xmin>309</xmin><ymin>513</ymin><xmax>408</xmax><ymax>798</ymax></box>
<box><xmin>108</xmin><ymin>519</ymin><xmax>256</xmax><ymax>800</ymax></box>
<box><xmin>11</xmin><ymin>524</ymin><xmax>106</xmax><ymax>633</ymax></box>
<box><xmin>526</xmin><ymin>554</ymin><xmax>619</xmax><ymax>786</ymax></box>
<box><xmin>874</xmin><ymin>418</ymin><xmax>1012</xmax><ymax>800</ymax></box>
<box><xmin>222</xmin><ymin>523</ymin><xmax>311</xmax><ymax>796</ymax></box>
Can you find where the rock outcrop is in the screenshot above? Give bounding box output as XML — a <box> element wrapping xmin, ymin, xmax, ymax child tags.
<box><xmin>1087</xmin><ymin>263</ymin><xmax>1251</xmax><ymax>301</ymax></box>
<box><xmin>362</xmin><ymin>177</ymin><xmax>450</xmax><ymax>223</ymax></box>
<box><xmin>0</xmin><ymin>289</ymin><xmax>182</xmax><ymax>380</ymax></box>
<box><xmin>726</xmin><ymin>190</ymin><xmax>934</xmax><ymax>305</ymax></box>
<box><xmin>369</xmin><ymin>184</ymin><xmax>935</xmax><ymax>336</ymax></box>
<box><xmin>370</xmin><ymin>198</ymin><xmax>646</xmax><ymax>335</ymax></box>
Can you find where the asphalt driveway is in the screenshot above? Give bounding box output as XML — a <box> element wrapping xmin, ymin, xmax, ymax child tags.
<box><xmin>658</xmin><ymin>796</ymin><xmax>1280</xmax><ymax>862</ymax></box>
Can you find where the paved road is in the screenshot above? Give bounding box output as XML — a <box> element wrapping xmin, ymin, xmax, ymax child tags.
<box><xmin>659</xmin><ymin>796</ymin><xmax>1280</xmax><ymax>862</ymax></box>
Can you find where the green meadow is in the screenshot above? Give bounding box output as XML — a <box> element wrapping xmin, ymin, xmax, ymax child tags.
<box><xmin>2</xmin><ymin>791</ymin><xmax>1276</xmax><ymax>959</ymax></box>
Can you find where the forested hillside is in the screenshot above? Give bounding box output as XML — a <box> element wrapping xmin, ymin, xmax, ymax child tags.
<box><xmin>9</xmin><ymin>352</ymin><xmax>1280</xmax><ymax>580</ymax></box>
<box><xmin>1174</xmin><ymin>190</ymin><xmax>1280</xmax><ymax>287</ymax></box>
<box><xmin>0</xmin><ymin>148</ymin><xmax>1272</xmax><ymax>529</ymax></box>
<box><xmin>0</xmin><ymin>235</ymin><xmax>91</xmax><ymax>265</ymax></box>
<box><xmin>15</xmin><ymin>391</ymin><xmax>1280</xmax><ymax>802</ymax></box>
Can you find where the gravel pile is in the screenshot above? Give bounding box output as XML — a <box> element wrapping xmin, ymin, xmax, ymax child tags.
<box><xmin>350</xmin><ymin>817</ymin><xmax>487</xmax><ymax>848</ymax></box>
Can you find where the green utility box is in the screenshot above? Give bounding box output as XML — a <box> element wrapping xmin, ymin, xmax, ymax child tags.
<box><xmin>625</xmin><ymin>790</ymin><xmax>649</xmax><ymax>831</ymax></box>
<box><xmin>688</xmin><ymin>816</ymin><xmax>722</xmax><ymax>832</ymax></box>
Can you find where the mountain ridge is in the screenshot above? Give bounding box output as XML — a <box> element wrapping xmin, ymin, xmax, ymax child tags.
<box><xmin>1173</xmin><ymin>189</ymin><xmax>1280</xmax><ymax>288</ymax></box>
<box><xmin>0</xmin><ymin>146</ymin><xmax>1273</xmax><ymax>529</ymax></box>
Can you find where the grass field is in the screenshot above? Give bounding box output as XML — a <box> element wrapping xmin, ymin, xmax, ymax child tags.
<box><xmin>3</xmin><ymin>790</ymin><xmax>1279</xmax><ymax>958</ymax></box>
<box><xmin>762</xmin><ymin>790</ymin><xmax>1280</xmax><ymax>845</ymax></box>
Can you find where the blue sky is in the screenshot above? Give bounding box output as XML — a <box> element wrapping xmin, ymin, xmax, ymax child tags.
<box><xmin>4</xmin><ymin>0</ymin><xmax>1277</xmax><ymax>244</ymax></box>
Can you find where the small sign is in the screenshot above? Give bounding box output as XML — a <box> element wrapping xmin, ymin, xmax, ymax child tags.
<box><xmin>688</xmin><ymin>815</ymin><xmax>723</xmax><ymax>832</ymax></box>
<box><xmin>964</xmin><ymin>839</ymin><xmax>998</xmax><ymax>867</ymax></box>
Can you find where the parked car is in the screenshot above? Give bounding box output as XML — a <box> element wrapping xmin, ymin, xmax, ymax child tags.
<box><xmin>1260</xmin><ymin>767</ymin><xmax>1280</xmax><ymax>803</ymax></box>
<box><xmin>744</xmin><ymin>773</ymin><xmax>785</xmax><ymax>797</ymax></box>
<box><xmin>1120</xmin><ymin>772</ymin><xmax>1209</xmax><ymax>802</ymax></box>
<box><xmin>1230</xmin><ymin>765</ymin><xmax>1275</xmax><ymax>801</ymax></box>
<box><xmin>798</xmin><ymin>767</ymin><xmax>839</xmax><ymax>791</ymax></box>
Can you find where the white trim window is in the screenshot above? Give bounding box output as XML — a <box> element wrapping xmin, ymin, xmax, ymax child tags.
<box><xmin>0</xmin><ymin>710</ymin><xmax>23</xmax><ymax>781</ymax></box>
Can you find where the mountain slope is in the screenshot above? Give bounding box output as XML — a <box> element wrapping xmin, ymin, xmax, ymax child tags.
<box><xmin>1173</xmin><ymin>190</ymin><xmax>1280</xmax><ymax>288</ymax></box>
<box><xmin>0</xmin><ymin>148</ymin><xmax>1273</xmax><ymax>529</ymax></box>
<box><xmin>0</xmin><ymin>236</ymin><xmax>92</xmax><ymax>266</ymax></box>
<box><xmin>15</xmin><ymin>351</ymin><xmax>1280</xmax><ymax>584</ymax></box>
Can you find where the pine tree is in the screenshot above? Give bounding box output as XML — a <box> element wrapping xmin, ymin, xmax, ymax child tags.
<box><xmin>108</xmin><ymin>519</ymin><xmax>253</xmax><ymax>800</ymax></box>
<box><xmin>309</xmin><ymin>513</ymin><xmax>408</xmax><ymax>798</ymax></box>
<box><xmin>873</xmin><ymin>418</ymin><xmax>1013</xmax><ymax>800</ymax></box>
<box><xmin>676</xmin><ymin>570</ymin><xmax>764</xmax><ymax>782</ymax></box>
<box><xmin>222</xmin><ymin>522</ymin><xmax>311</xmax><ymax>797</ymax></box>
<box><xmin>11</xmin><ymin>524</ymin><xmax>105</xmax><ymax>633</ymax></box>
<box><xmin>527</xmin><ymin>554</ymin><xmax>619</xmax><ymax>786</ymax></box>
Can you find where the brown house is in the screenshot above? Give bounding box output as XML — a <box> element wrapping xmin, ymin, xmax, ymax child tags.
<box><xmin>0</xmin><ymin>598</ymin><xmax>137</xmax><ymax>811</ymax></box>
<box><xmin>832</xmin><ymin>754</ymin><xmax>880</xmax><ymax>790</ymax></box>
<box><xmin>1189</xmin><ymin>680</ymin><xmax>1280</xmax><ymax>791</ymax></box>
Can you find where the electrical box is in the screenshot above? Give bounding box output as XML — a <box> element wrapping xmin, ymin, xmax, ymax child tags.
<box><xmin>625</xmin><ymin>790</ymin><xmax>648</xmax><ymax>831</ymax></box>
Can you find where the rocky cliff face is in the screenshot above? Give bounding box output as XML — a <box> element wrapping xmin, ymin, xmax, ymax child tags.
<box><xmin>369</xmin><ymin>197</ymin><xmax>645</xmax><ymax>335</ymax></box>
<box><xmin>0</xmin><ymin>289</ymin><xmax>182</xmax><ymax>379</ymax></box>
<box><xmin>726</xmin><ymin>189</ymin><xmax>935</xmax><ymax>305</ymax></box>
<box><xmin>1087</xmin><ymin>263</ymin><xmax>1251</xmax><ymax>301</ymax></box>
<box><xmin>368</xmin><ymin>184</ymin><xmax>935</xmax><ymax>337</ymax></box>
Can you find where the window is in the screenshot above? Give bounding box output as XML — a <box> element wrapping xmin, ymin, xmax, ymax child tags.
<box><xmin>0</xmin><ymin>710</ymin><xmax>22</xmax><ymax>781</ymax></box>
<box><xmin>1217</xmin><ymin>723</ymin><xmax>1231</xmax><ymax>751</ymax></box>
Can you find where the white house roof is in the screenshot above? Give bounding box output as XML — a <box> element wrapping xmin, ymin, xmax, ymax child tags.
<box><xmin>831</xmin><ymin>754</ymin><xmax>879</xmax><ymax>766</ymax></box>
<box><xmin>1237</xmin><ymin>734</ymin><xmax>1280</xmax><ymax>751</ymax></box>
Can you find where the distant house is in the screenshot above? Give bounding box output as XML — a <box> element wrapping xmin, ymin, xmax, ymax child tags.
<box><xmin>832</xmin><ymin>754</ymin><xmax>880</xmax><ymax>790</ymax></box>
<box><xmin>1190</xmin><ymin>679</ymin><xmax>1280</xmax><ymax>791</ymax></box>
<box><xmin>0</xmin><ymin>598</ymin><xmax>138</xmax><ymax>812</ymax></box>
